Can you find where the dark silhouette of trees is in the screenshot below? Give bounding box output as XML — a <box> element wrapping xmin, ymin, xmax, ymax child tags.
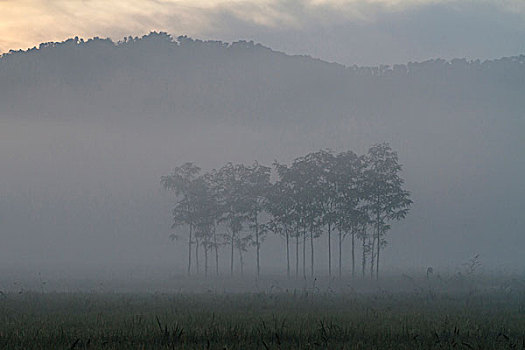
<box><xmin>265</xmin><ymin>169</ymin><xmax>301</xmax><ymax>279</ymax></box>
<box><xmin>161</xmin><ymin>162</ymin><xmax>201</xmax><ymax>276</ymax></box>
<box><xmin>203</xmin><ymin>171</ymin><xmax>221</xmax><ymax>276</ymax></box>
<box><xmin>243</xmin><ymin>162</ymin><xmax>271</xmax><ymax>278</ymax></box>
<box><xmin>189</xmin><ymin>176</ymin><xmax>218</xmax><ymax>277</ymax></box>
<box><xmin>161</xmin><ymin>144</ymin><xmax>411</xmax><ymax>279</ymax></box>
<box><xmin>3</xmin><ymin>33</ymin><xmax>523</xmax><ymax>132</ymax></box>
<box><xmin>363</xmin><ymin>144</ymin><xmax>413</xmax><ymax>280</ymax></box>
<box><xmin>214</xmin><ymin>163</ymin><xmax>248</xmax><ymax>276</ymax></box>
<box><xmin>333</xmin><ymin>150</ymin><xmax>367</xmax><ymax>278</ymax></box>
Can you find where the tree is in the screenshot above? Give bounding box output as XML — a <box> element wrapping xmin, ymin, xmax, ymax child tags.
<box><xmin>161</xmin><ymin>162</ymin><xmax>201</xmax><ymax>276</ymax></box>
<box><xmin>215</xmin><ymin>163</ymin><xmax>250</xmax><ymax>276</ymax></box>
<box><xmin>359</xmin><ymin>225</ymin><xmax>369</xmax><ymax>279</ymax></box>
<box><xmin>363</xmin><ymin>143</ymin><xmax>412</xmax><ymax>280</ymax></box>
<box><xmin>333</xmin><ymin>151</ymin><xmax>367</xmax><ymax>278</ymax></box>
<box><xmin>265</xmin><ymin>176</ymin><xmax>296</xmax><ymax>278</ymax></box>
<box><xmin>189</xmin><ymin>176</ymin><xmax>219</xmax><ymax>277</ymax></box>
<box><xmin>235</xmin><ymin>233</ymin><xmax>252</xmax><ymax>276</ymax></box>
<box><xmin>310</xmin><ymin>150</ymin><xmax>337</xmax><ymax>277</ymax></box>
<box><xmin>274</xmin><ymin>161</ymin><xmax>306</xmax><ymax>278</ymax></box>
<box><xmin>288</xmin><ymin>152</ymin><xmax>327</xmax><ymax>278</ymax></box>
<box><xmin>161</xmin><ymin>144</ymin><xmax>411</xmax><ymax>279</ymax></box>
<box><xmin>243</xmin><ymin>162</ymin><xmax>271</xmax><ymax>278</ymax></box>
<box><xmin>203</xmin><ymin>170</ymin><xmax>222</xmax><ymax>276</ymax></box>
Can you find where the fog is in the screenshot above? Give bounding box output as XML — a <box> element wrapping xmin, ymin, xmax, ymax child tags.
<box><xmin>0</xmin><ymin>34</ymin><xmax>523</xmax><ymax>288</ymax></box>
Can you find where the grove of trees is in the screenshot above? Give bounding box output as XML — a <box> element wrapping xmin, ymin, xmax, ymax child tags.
<box><xmin>162</xmin><ymin>144</ymin><xmax>412</xmax><ymax>280</ymax></box>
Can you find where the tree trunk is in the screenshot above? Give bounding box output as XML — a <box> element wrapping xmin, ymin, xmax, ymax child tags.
<box><xmin>338</xmin><ymin>228</ymin><xmax>342</xmax><ymax>278</ymax></box>
<box><xmin>188</xmin><ymin>224</ymin><xmax>192</xmax><ymax>276</ymax></box>
<box><xmin>328</xmin><ymin>223</ymin><xmax>331</xmax><ymax>277</ymax></box>
<box><xmin>255</xmin><ymin>213</ymin><xmax>260</xmax><ymax>278</ymax></box>
<box><xmin>239</xmin><ymin>247</ymin><xmax>244</xmax><ymax>276</ymax></box>
<box><xmin>204</xmin><ymin>244</ymin><xmax>208</xmax><ymax>277</ymax></box>
<box><xmin>295</xmin><ymin>229</ymin><xmax>299</xmax><ymax>278</ymax></box>
<box><xmin>370</xmin><ymin>237</ymin><xmax>376</xmax><ymax>279</ymax></box>
<box><xmin>376</xmin><ymin>208</ymin><xmax>381</xmax><ymax>281</ymax></box>
<box><xmin>286</xmin><ymin>230</ymin><xmax>290</xmax><ymax>279</ymax></box>
<box><xmin>310</xmin><ymin>227</ymin><xmax>314</xmax><ymax>278</ymax></box>
<box><xmin>352</xmin><ymin>232</ymin><xmax>355</xmax><ymax>279</ymax></box>
<box><xmin>213</xmin><ymin>224</ymin><xmax>219</xmax><ymax>276</ymax></box>
<box><xmin>361</xmin><ymin>235</ymin><xmax>366</xmax><ymax>279</ymax></box>
<box><xmin>195</xmin><ymin>239</ymin><xmax>200</xmax><ymax>275</ymax></box>
<box><xmin>230</xmin><ymin>230</ymin><xmax>235</xmax><ymax>276</ymax></box>
<box><xmin>303</xmin><ymin>228</ymin><xmax>306</xmax><ymax>279</ymax></box>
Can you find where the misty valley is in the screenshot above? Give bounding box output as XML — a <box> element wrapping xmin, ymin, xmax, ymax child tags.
<box><xmin>0</xmin><ymin>33</ymin><xmax>524</xmax><ymax>349</ymax></box>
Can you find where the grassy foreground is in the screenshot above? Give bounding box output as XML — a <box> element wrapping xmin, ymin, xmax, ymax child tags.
<box><xmin>0</xmin><ymin>287</ymin><xmax>524</xmax><ymax>349</ymax></box>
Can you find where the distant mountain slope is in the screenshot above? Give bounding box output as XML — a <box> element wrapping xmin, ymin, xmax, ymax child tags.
<box><xmin>1</xmin><ymin>32</ymin><xmax>524</xmax><ymax>126</ymax></box>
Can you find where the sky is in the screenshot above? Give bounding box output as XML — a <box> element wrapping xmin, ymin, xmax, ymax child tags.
<box><xmin>1</xmin><ymin>0</ymin><xmax>525</xmax><ymax>65</ymax></box>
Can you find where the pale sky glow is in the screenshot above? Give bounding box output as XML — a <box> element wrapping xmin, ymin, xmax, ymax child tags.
<box><xmin>1</xmin><ymin>0</ymin><xmax>525</xmax><ymax>65</ymax></box>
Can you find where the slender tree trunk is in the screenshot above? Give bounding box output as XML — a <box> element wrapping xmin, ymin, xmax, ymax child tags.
<box><xmin>361</xmin><ymin>235</ymin><xmax>366</xmax><ymax>279</ymax></box>
<box><xmin>295</xmin><ymin>229</ymin><xmax>299</xmax><ymax>278</ymax></box>
<box><xmin>286</xmin><ymin>230</ymin><xmax>290</xmax><ymax>279</ymax></box>
<box><xmin>376</xmin><ymin>207</ymin><xmax>381</xmax><ymax>281</ymax></box>
<box><xmin>195</xmin><ymin>239</ymin><xmax>199</xmax><ymax>275</ymax></box>
<box><xmin>239</xmin><ymin>247</ymin><xmax>244</xmax><ymax>276</ymax></box>
<box><xmin>328</xmin><ymin>223</ymin><xmax>331</xmax><ymax>277</ymax></box>
<box><xmin>310</xmin><ymin>226</ymin><xmax>314</xmax><ymax>278</ymax></box>
<box><xmin>255</xmin><ymin>213</ymin><xmax>260</xmax><ymax>278</ymax></box>
<box><xmin>303</xmin><ymin>228</ymin><xmax>306</xmax><ymax>278</ymax></box>
<box><xmin>204</xmin><ymin>244</ymin><xmax>208</xmax><ymax>277</ymax></box>
<box><xmin>352</xmin><ymin>232</ymin><xmax>355</xmax><ymax>279</ymax></box>
<box><xmin>230</xmin><ymin>230</ymin><xmax>235</xmax><ymax>276</ymax></box>
<box><xmin>213</xmin><ymin>224</ymin><xmax>219</xmax><ymax>276</ymax></box>
<box><xmin>338</xmin><ymin>228</ymin><xmax>342</xmax><ymax>278</ymax></box>
<box><xmin>188</xmin><ymin>224</ymin><xmax>192</xmax><ymax>276</ymax></box>
<box><xmin>370</xmin><ymin>237</ymin><xmax>376</xmax><ymax>279</ymax></box>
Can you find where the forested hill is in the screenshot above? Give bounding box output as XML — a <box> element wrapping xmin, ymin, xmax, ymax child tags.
<box><xmin>1</xmin><ymin>32</ymin><xmax>524</xmax><ymax>126</ymax></box>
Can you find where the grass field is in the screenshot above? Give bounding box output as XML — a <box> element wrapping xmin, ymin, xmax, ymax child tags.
<box><xmin>0</xmin><ymin>276</ymin><xmax>524</xmax><ymax>349</ymax></box>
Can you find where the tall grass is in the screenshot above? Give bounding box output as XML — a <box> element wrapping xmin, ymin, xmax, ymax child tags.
<box><xmin>0</xmin><ymin>287</ymin><xmax>523</xmax><ymax>349</ymax></box>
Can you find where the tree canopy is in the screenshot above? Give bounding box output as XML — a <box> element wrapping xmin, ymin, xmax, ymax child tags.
<box><xmin>162</xmin><ymin>144</ymin><xmax>412</xmax><ymax>278</ymax></box>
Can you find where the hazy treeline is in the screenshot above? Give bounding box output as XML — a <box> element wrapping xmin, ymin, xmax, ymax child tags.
<box><xmin>1</xmin><ymin>32</ymin><xmax>524</xmax><ymax>126</ymax></box>
<box><xmin>162</xmin><ymin>144</ymin><xmax>411</xmax><ymax>279</ymax></box>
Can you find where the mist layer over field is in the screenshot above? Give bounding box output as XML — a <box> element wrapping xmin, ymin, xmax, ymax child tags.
<box><xmin>0</xmin><ymin>34</ymin><xmax>523</xmax><ymax>279</ymax></box>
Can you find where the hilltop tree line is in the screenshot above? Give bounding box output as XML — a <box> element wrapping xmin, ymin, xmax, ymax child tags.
<box><xmin>162</xmin><ymin>143</ymin><xmax>412</xmax><ymax>280</ymax></box>
<box><xmin>2</xmin><ymin>32</ymin><xmax>524</xmax><ymax>128</ymax></box>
